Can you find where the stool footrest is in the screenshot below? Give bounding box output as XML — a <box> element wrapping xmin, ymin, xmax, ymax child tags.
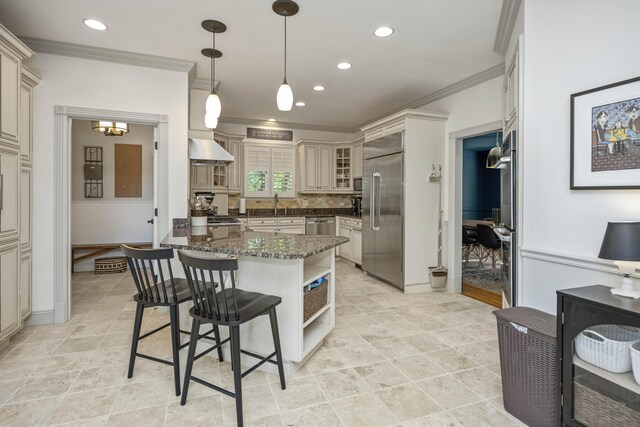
<box><xmin>193</xmin><ymin>337</ymin><xmax>230</xmax><ymax>360</ymax></box>
<box><xmin>139</xmin><ymin>322</ymin><xmax>171</xmax><ymax>340</ymax></box>
<box><xmin>241</xmin><ymin>350</ymin><xmax>278</xmax><ymax>378</ymax></box>
<box><xmin>190</xmin><ymin>375</ymin><xmax>235</xmax><ymax>398</ymax></box>
<box><xmin>136</xmin><ymin>352</ymin><xmax>173</xmax><ymax>366</ymax></box>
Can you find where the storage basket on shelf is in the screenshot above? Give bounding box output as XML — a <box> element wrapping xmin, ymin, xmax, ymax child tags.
<box><xmin>575</xmin><ymin>324</ymin><xmax>640</xmax><ymax>373</ymax></box>
<box><xmin>631</xmin><ymin>341</ymin><xmax>640</xmax><ymax>385</ymax></box>
<box><xmin>303</xmin><ymin>278</ymin><xmax>328</xmax><ymax>322</ymax></box>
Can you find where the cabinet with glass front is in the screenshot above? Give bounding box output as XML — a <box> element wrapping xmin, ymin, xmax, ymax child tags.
<box><xmin>334</xmin><ymin>146</ymin><xmax>352</xmax><ymax>191</ymax></box>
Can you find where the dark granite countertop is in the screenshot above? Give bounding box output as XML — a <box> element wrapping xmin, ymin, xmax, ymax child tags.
<box><xmin>229</xmin><ymin>208</ymin><xmax>353</xmax><ymax>219</ymax></box>
<box><xmin>160</xmin><ymin>224</ymin><xmax>349</xmax><ymax>260</ymax></box>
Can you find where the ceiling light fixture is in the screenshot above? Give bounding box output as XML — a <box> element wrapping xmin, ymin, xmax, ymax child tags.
<box><xmin>295</xmin><ymin>101</ymin><xmax>306</xmax><ymax>107</ymax></box>
<box><xmin>91</xmin><ymin>121</ymin><xmax>128</xmax><ymax>136</ymax></box>
<box><xmin>313</xmin><ymin>85</ymin><xmax>325</xmax><ymax>91</ymax></box>
<box><xmin>374</xmin><ymin>26</ymin><xmax>394</xmax><ymax>38</ymax></box>
<box><xmin>268</xmin><ymin>118</ymin><xmax>277</xmax><ymax>122</ymax></box>
<box><xmin>202</xmin><ymin>20</ymin><xmax>226</xmax><ymax>129</ymax></box>
<box><xmin>337</xmin><ymin>62</ymin><xmax>352</xmax><ymax>70</ymax></box>
<box><xmin>273</xmin><ymin>0</ymin><xmax>299</xmax><ymax>111</ymax></box>
<box><xmin>83</xmin><ymin>19</ymin><xmax>107</xmax><ymax>31</ymax></box>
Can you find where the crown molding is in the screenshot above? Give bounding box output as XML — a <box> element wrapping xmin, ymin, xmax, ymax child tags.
<box><xmin>219</xmin><ymin>116</ymin><xmax>358</xmax><ymax>135</ymax></box>
<box><xmin>20</xmin><ymin>36</ymin><xmax>195</xmax><ymax>74</ymax></box>
<box><xmin>190</xmin><ymin>78</ymin><xmax>221</xmax><ymax>92</ymax></box>
<box><xmin>0</xmin><ymin>24</ymin><xmax>33</xmax><ymax>59</ymax></box>
<box><xmin>493</xmin><ymin>0</ymin><xmax>521</xmax><ymax>54</ymax></box>
<box><xmin>357</xmin><ymin>63</ymin><xmax>504</xmax><ymax>130</ymax></box>
<box><xmin>21</xmin><ymin>65</ymin><xmax>41</xmax><ymax>87</ymax></box>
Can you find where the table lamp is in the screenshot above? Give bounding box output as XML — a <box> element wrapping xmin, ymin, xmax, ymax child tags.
<box><xmin>598</xmin><ymin>221</ymin><xmax>640</xmax><ymax>298</ymax></box>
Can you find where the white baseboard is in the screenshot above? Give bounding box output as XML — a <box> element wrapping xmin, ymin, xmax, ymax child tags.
<box><xmin>26</xmin><ymin>310</ymin><xmax>55</xmax><ymax>326</ymax></box>
<box><xmin>404</xmin><ymin>283</ymin><xmax>444</xmax><ymax>294</ymax></box>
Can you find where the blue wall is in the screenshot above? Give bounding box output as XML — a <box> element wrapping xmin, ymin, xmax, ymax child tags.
<box><xmin>462</xmin><ymin>133</ymin><xmax>501</xmax><ymax>220</ymax></box>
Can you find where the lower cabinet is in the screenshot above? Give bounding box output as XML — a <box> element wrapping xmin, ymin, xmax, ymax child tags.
<box><xmin>20</xmin><ymin>251</ymin><xmax>31</xmax><ymax>320</ymax></box>
<box><xmin>336</xmin><ymin>217</ymin><xmax>362</xmax><ymax>264</ymax></box>
<box><xmin>247</xmin><ymin>217</ymin><xmax>305</xmax><ymax>234</ymax></box>
<box><xmin>0</xmin><ymin>242</ymin><xmax>20</xmax><ymax>340</ymax></box>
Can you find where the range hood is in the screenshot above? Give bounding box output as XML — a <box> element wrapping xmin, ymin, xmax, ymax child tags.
<box><xmin>189</xmin><ymin>138</ymin><xmax>234</xmax><ymax>166</ymax></box>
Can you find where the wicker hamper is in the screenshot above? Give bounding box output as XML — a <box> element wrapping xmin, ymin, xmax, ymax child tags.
<box><xmin>574</xmin><ymin>377</ymin><xmax>640</xmax><ymax>426</ymax></box>
<box><xmin>303</xmin><ymin>280</ymin><xmax>328</xmax><ymax>322</ymax></box>
<box><xmin>95</xmin><ymin>256</ymin><xmax>127</xmax><ymax>274</ymax></box>
<box><xmin>493</xmin><ymin>307</ymin><xmax>558</xmax><ymax>427</ymax></box>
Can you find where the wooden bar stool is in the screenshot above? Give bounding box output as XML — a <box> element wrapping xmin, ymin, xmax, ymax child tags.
<box><xmin>121</xmin><ymin>245</ymin><xmax>224</xmax><ymax>396</ymax></box>
<box><xmin>178</xmin><ymin>251</ymin><xmax>286</xmax><ymax>427</ymax></box>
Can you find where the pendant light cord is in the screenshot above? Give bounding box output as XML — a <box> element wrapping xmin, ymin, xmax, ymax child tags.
<box><xmin>283</xmin><ymin>15</ymin><xmax>287</xmax><ymax>84</ymax></box>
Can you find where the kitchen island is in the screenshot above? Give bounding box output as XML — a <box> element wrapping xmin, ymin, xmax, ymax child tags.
<box><xmin>160</xmin><ymin>223</ymin><xmax>348</xmax><ymax>377</ymax></box>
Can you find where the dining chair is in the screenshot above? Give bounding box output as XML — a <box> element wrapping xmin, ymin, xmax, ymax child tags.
<box><xmin>462</xmin><ymin>225</ymin><xmax>483</xmax><ymax>268</ymax></box>
<box><xmin>476</xmin><ymin>224</ymin><xmax>502</xmax><ymax>275</ymax></box>
<box><xmin>178</xmin><ymin>251</ymin><xmax>286</xmax><ymax>427</ymax></box>
<box><xmin>121</xmin><ymin>245</ymin><xmax>223</xmax><ymax>396</ymax></box>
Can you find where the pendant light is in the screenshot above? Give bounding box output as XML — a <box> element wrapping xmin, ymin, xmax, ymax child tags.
<box><xmin>202</xmin><ymin>20</ymin><xmax>226</xmax><ymax>129</ymax></box>
<box><xmin>273</xmin><ymin>0</ymin><xmax>298</xmax><ymax>111</ymax></box>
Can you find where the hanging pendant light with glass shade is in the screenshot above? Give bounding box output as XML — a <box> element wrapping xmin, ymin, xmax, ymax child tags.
<box><xmin>273</xmin><ymin>0</ymin><xmax>298</xmax><ymax>111</ymax></box>
<box><xmin>201</xmin><ymin>20</ymin><xmax>226</xmax><ymax>129</ymax></box>
<box><xmin>91</xmin><ymin>121</ymin><xmax>129</xmax><ymax>136</ymax></box>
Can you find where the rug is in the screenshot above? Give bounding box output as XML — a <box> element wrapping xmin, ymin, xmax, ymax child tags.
<box><xmin>462</xmin><ymin>255</ymin><xmax>502</xmax><ymax>294</ymax></box>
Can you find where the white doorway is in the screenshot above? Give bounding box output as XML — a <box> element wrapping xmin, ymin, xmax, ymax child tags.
<box><xmin>446</xmin><ymin>121</ymin><xmax>502</xmax><ymax>297</ymax></box>
<box><xmin>69</xmin><ymin>120</ymin><xmax>156</xmax><ymax>274</ymax></box>
<box><xmin>52</xmin><ymin>106</ymin><xmax>169</xmax><ymax>324</ymax></box>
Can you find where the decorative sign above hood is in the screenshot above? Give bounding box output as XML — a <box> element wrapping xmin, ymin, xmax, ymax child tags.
<box><xmin>246</xmin><ymin>127</ymin><xmax>293</xmax><ymax>141</ymax></box>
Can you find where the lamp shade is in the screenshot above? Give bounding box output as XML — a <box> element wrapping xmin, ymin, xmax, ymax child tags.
<box><xmin>205</xmin><ymin>93</ymin><xmax>222</xmax><ymax>119</ymax></box>
<box><xmin>204</xmin><ymin>112</ymin><xmax>218</xmax><ymax>129</ymax></box>
<box><xmin>91</xmin><ymin>121</ymin><xmax>129</xmax><ymax>136</ymax></box>
<box><xmin>277</xmin><ymin>82</ymin><xmax>293</xmax><ymax>111</ymax></box>
<box><xmin>598</xmin><ymin>222</ymin><xmax>640</xmax><ymax>261</ymax></box>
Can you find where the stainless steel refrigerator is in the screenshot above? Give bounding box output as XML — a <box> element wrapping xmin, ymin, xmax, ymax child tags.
<box><xmin>362</xmin><ymin>132</ymin><xmax>404</xmax><ymax>289</ymax></box>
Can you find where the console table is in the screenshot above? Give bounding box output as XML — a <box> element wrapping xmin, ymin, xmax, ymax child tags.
<box><xmin>557</xmin><ymin>285</ymin><xmax>640</xmax><ymax>426</ymax></box>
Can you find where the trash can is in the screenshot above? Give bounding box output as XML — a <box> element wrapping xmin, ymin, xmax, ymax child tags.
<box><xmin>493</xmin><ymin>307</ymin><xmax>558</xmax><ymax>427</ymax></box>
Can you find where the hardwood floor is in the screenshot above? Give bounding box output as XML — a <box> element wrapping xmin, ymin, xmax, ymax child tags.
<box><xmin>462</xmin><ymin>283</ymin><xmax>502</xmax><ymax>308</ymax></box>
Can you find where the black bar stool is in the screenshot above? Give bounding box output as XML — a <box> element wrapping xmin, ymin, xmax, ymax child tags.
<box><xmin>121</xmin><ymin>245</ymin><xmax>224</xmax><ymax>396</ymax></box>
<box><xmin>178</xmin><ymin>251</ymin><xmax>286</xmax><ymax>427</ymax></box>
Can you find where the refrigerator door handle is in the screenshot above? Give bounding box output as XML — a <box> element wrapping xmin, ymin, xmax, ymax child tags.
<box><xmin>372</xmin><ymin>172</ymin><xmax>380</xmax><ymax>231</ymax></box>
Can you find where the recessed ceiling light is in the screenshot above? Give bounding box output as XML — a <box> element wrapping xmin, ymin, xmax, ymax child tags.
<box><xmin>337</xmin><ymin>62</ymin><xmax>352</xmax><ymax>70</ymax></box>
<box><xmin>268</xmin><ymin>118</ymin><xmax>277</xmax><ymax>122</ymax></box>
<box><xmin>374</xmin><ymin>26</ymin><xmax>394</xmax><ymax>38</ymax></box>
<box><xmin>295</xmin><ymin>101</ymin><xmax>306</xmax><ymax>107</ymax></box>
<box><xmin>313</xmin><ymin>85</ymin><xmax>325</xmax><ymax>91</ymax></box>
<box><xmin>83</xmin><ymin>19</ymin><xmax>107</xmax><ymax>31</ymax></box>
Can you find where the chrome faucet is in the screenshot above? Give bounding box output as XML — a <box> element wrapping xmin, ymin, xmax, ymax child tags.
<box><xmin>274</xmin><ymin>193</ymin><xmax>279</xmax><ymax>216</ymax></box>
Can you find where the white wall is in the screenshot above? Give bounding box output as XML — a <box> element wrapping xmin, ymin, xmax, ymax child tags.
<box><xmin>71</xmin><ymin>121</ymin><xmax>154</xmax><ymax>201</ymax></box>
<box><xmin>520</xmin><ymin>0</ymin><xmax>640</xmax><ymax>313</ymax></box>
<box><xmin>27</xmin><ymin>53</ymin><xmax>189</xmax><ymax>313</ymax></box>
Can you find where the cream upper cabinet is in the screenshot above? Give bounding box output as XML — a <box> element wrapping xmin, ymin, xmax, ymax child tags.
<box><xmin>318</xmin><ymin>146</ymin><xmax>332</xmax><ymax>191</ymax></box>
<box><xmin>352</xmin><ymin>143</ymin><xmax>363</xmax><ymax>178</ymax></box>
<box><xmin>227</xmin><ymin>137</ymin><xmax>242</xmax><ymax>193</ymax></box>
<box><xmin>190</xmin><ymin>164</ymin><xmax>211</xmax><ymax>189</ymax></box>
<box><xmin>333</xmin><ymin>146</ymin><xmax>352</xmax><ymax>192</ymax></box>
<box><xmin>504</xmin><ymin>51</ymin><xmax>518</xmax><ymax>136</ymax></box>
<box><xmin>19</xmin><ymin>67</ymin><xmax>38</xmax><ymax>164</ymax></box>
<box><xmin>0</xmin><ymin>49</ymin><xmax>20</xmax><ymax>145</ymax></box>
<box><xmin>298</xmin><ymin>142</ymin><xmax>332</xmax><ymax>192</ymax></box>
<box><xmin>0</xmin><ymin>148</ymin><xmax>19</xmax><ymax>243</ymax></box>
<box><xmin>0</xmin><ymin>242</ymin><xmax>20</xmax><ymax>338</ymax></box>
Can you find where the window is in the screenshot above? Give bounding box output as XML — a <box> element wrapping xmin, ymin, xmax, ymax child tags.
<box><xmin>244</xmin><ymin>145</ymin><xmax>295</xmax><ymax>197</ymax></box>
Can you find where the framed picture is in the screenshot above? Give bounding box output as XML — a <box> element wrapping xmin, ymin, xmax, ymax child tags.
<box><xmin>570</xmin><ymin>76</ymin><xmax>640</xmax><ymax>189</ymax></box>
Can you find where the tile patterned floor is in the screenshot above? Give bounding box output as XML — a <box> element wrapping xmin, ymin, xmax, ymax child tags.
<box><xmin>0</xmin><ymin>261</ymin><xmax>526</xmax><ymax>426</ymax></box>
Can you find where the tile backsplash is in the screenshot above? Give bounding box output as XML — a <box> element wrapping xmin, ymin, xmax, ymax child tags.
<box><xmin>228</xmin><ymin>194</ymin><xmax>352</xmax><ymax>209</ymax></box>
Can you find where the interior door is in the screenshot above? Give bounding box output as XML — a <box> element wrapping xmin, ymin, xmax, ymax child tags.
<box><xmin>373</xmin><ymin>153</ymin><xmax>403</xmax><ymax>289</ymax></box>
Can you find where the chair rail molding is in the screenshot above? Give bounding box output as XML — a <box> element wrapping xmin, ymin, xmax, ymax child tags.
<box><xmin>53</xmin><ymin>106</ymin><xmax>169</xmax><ymax>323</ymax></box>
<box><xmin>521</xmin><ymin>246</ymin><xmax>640</xmax><ymax>279</ymax></box>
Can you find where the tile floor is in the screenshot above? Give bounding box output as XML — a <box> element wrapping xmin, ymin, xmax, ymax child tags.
<box><xmin>0</xmin><ymin>260</ymin><xmax>526</xmax><ymax>426</ymax></box>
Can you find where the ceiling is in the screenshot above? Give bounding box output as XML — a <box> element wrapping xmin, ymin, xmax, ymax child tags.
<box><xmin>0</xmin><ymin>0</ymin><xmax>504</xmax><ymax>130</ymax></box>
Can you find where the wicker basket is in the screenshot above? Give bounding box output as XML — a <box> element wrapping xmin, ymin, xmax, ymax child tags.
<box><xmin>631</xmin><ymin>341</ymin><xmax>640</xmax><ymax>385</ymax></box>
<box><xmin>95</xmin><ymin>256</ymin><xmax>127</xmax><ymax>274</ymax></box>
<box><xmin>303</xmin><ymin>280</ymin><xmax>328</xmax><ymax>322</ymax></box>
<box><xmin>575</xmin><ymin>325</ymin><xmax>640</xmax><ymax>373</ymax></box>
<box><xmin>574</xmin><ymin>381</ymin><xmax>640</xmax><ymax>426</ymax></box>
<box><xmin>493</xmin><ymin>307</ymin><xmax>558</xmax><ymax>427</ymax></box>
